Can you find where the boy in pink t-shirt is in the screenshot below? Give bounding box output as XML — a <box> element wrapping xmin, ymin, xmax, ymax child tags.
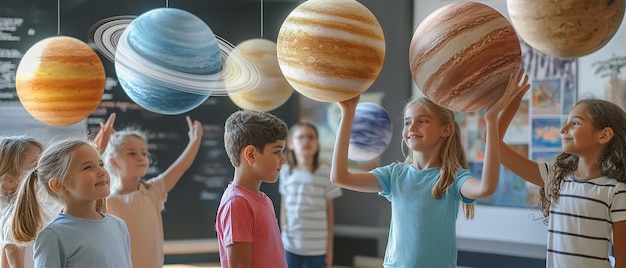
<box><xmin>216</xmin><ymin>110</ymin><xmax>289</xmax><ymax>268</ymax></box>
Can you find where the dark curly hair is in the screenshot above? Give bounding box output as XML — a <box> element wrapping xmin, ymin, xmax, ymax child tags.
<box><xmin>540</xmin><ymin>98</ymin><xmax>626</xmax><ymax>221</ymax></box>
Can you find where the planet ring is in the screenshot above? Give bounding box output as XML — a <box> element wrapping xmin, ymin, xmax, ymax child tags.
<box><xmin>88</xmin><ymin>15</ymin><xmax>259</xmax><ymax>95</ymax></box>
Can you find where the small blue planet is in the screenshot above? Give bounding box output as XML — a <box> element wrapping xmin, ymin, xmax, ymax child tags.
<box><xmin>349</xmin><ymin>102</ymin><xmax>393</xmax><ymax>162</ymax></box>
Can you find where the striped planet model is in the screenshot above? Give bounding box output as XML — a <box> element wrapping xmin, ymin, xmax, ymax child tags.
<box><xmin>410</xmin><ymin>2</ymin><xmax>521</xmax><ymax>112</ymax></box>
<box><xmin>277</xmin><ymin>0</ymin><xmax>385</xmax><ymax>103</ymax></box>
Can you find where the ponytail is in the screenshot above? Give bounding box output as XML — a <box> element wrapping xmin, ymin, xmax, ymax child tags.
<box><xmin>10</xmin><ymin>170</ymin><xmax>44</xmax><ymax>243</ymax></box>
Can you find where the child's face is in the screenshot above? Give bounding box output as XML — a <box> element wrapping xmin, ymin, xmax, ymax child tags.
<box><xmin>253</xmin><ymin>140</ymin><xmax>286</xmax><ymax>183</ymax></box>
<box><xmin>113</xmin><ymin>136</ymin><xmax>149</xmax><ymax>179</ymax></box>
<box><xmin>402</xmin><ymin>104</ymin><xmax>450</xmax><ymax>152</ymax></box>
<box><xmin>561</xmin><ymin>104</ymin><xmax>602</xmax><ymax>155</ymax></box>
<box><xmin>64</xmin><ymin>144</ymin><xmax>110</xmax><ymax>201</ymax></box>
<box><xmin>289</xmin><ymin>126</ymin><xmax>318</xmax><ymax>158</ymax></box>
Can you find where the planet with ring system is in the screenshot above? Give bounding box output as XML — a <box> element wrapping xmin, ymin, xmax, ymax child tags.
<box><xmin>226</xmin><ymin>39</ymin><xmax>294</xmax><ymax>112</ymax></box>
<box><xmin>90</xmin><ymin>8</ymin><xmax>259</xmax><ymax>115</ymax></box>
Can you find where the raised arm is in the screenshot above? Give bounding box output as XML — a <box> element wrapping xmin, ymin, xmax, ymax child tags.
<box><xmin>496</xmin><ymin>69</ymin><xmax>544</xmax><ymax>187</ymax></box>
<box><xmin>92</xmin><ymin>113</ymin><xmax>116</xmax><ymax>154</ymax></box>
<box><xmin>330</xmin><ymin>96</ymin><xmax>381</xmax><ymax>193</ymax></box>
<box><xmin>461</xmin><ymin>68</ymin><xmax>531</xmax><ymax>198</ymax></box>
<box><xmin>161</xmin><ymin>116</ymin><xmax>203</xmax><ymax>192</ymax></box>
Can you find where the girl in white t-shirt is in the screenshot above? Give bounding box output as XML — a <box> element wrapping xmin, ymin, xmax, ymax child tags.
<box><xmin>101</xmin><ymin>116</ymin><xmax>202</xmax><ymax>268</ymax></box>
<box><xmin>280</xmin><ymin>122</ymin><xmax>342</xmax><ymax>268</ymax></box>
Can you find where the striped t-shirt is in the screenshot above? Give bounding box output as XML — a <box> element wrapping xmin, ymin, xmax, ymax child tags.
<box><xmin>279</xmin><ymin>164</ymin><xmax>342</xmax><ymax>256</ymax></box>
<box><xmin>539</xmin><ymin>162</ymin><xmax>626</xmax><ymax>268</ymax></box>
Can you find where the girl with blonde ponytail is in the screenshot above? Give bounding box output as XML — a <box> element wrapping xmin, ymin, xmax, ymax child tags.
<box><xmin>9</xmin><ymin>138</ymin><xmax>131</xmax><ymax>268</ymax></box>
<box><xmin>330</xmin><ymin>69</ymin><xmax>530</xmax><ymax>267</ymax></box>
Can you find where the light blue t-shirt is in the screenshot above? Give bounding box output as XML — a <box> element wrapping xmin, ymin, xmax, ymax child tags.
<box><xmin>371</xmin><ymin>162</ymin><xmax>474</xmax><ymax>268</ymax></box>
<box><xmin>34</xmin><ymin>213</ymin><xmax>132</xmax><ymax>268</ymax></box>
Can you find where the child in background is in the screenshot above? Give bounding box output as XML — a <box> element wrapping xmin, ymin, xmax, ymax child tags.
<box><xmin>9</xmin><ymin>138</ymin><xmax>131</xmax><ymax>268</ymax></box>
<box><xmin>279</xmin><ymin>122</ymin><xmax>342</xmax><ymax>268</ymax></box>
<box><xmin>497</xmin><ymin>94</ymin><xmax>626</xmax><ymax>267</ymax></box>
<box><xmin>0</xmin><ymin>136</ymin><xmax>43</xmax><ymax>268</ymax></box>
<box><xmin>330</xmin><ymin>69</ymin><xmax>530</xmax><ymax>267</ymax></box>
<box><xmin>216</xmin><ymin>110</ymin><xmax>289</xmax><ymax>268</ymax></box>
<box><xmin>101</xmin><ymin>116</ymin><xmax>203</xmax><ymax>268</ymax></box>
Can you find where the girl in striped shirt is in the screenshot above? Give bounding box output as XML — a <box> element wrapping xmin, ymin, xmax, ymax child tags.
<box><xmin>499</xmin><ymin>95</ymin><xmax>626</xmax><ymax>268</ymax></box>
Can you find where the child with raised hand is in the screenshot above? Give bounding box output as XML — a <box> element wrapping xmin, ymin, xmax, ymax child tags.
<box><xmin>216</xmin><ymin>110</ymin><xmax>289</xmax><ymax>268</ymax></box>
<box><xmin>497</xmin><ymin>82</ymin><xmax>626</xmax><ymax>267</ymax></box>
<box><xmin>279</xmin><ymin>122</ymin><xmax>342</xmax><ymax>268</ymax></box>
<box><xmin>101</xmin><ymin>116</ymin><xmax>203</xmax><ymax>268</ymax></box>
<box><xmin>330</xmin><ymin>69</ymin><xmax>530</xmax><ymax>267</ymax></box>
<box><xmin>9</xmin><ymin>138</ymin><xmax>131</xmax><ymax>268</ymax></box>
<box><xmin>0</xmin><ymin>136</ymin><xmax>43</xmax><ymax>268</ymax></box>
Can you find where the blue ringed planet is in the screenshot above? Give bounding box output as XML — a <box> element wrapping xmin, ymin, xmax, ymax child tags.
<box><xmin>88</xmin><ymin>10</ymin><xmax>259</xmax><ymax>96</ymax></box>
<box><xmin>88</xmin><ymin>15</ymin><xmax>136</xmax><ymax>63</ymax></box>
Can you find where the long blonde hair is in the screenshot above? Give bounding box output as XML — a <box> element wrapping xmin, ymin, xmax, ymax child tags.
<box><xmin>10</xmin><ymin>138</ymin><xmax>106</xmax><ymax>243</ymax></box>
<box><xmin>540</xmin><ymin>99</ymin><xmax>626</xmax><ymax>220</ymax></box>
<box><xmin>401</xmin><ymin>97</ymin><xmax>474</xmax><ymax>219</ymax></box>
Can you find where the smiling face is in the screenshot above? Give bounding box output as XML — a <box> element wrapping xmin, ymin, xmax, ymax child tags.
<box><xmin>253</xmin><ymin>139</ymin><xmax>287</xmax><ymax>183</ymax></box>
<box><xmin>110</xmin><ymin>136</ymin><xmax>149</xmax><ymax>179</ymax></box>
<box><xmin>63</xmin><ymin>144</ymin><xmax>110</xmax><ymax>202</ymax></box>
<box><xmin>560</xmin><ymin>103</ymin><xmax>604</xmax><ymax>156</ymax></box>
<box><xmin>402</xmin><ymin>103</ymin><xmax>451</xmax><ymax>153</ymax></box>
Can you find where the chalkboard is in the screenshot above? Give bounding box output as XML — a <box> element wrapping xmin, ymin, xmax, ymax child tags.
<box><xmin>1</xmin><ymin>0</ymin><xmax>301</xmax><ymax>241</ymax></box>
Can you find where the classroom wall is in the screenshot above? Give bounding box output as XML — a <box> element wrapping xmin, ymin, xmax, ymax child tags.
<box><xmin>4</xmin><ymin>0</ymin><xmax>623</xmax><ymax>266</ymax></box>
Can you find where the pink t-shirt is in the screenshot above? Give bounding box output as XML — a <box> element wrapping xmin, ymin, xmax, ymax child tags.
<box><xmin>216</xmin><ymin>183</ymin><xmax>286</xmax><ymax>268</ymax></box>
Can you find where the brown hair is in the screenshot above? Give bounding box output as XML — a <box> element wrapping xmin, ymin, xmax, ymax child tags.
<box><xmin>224</xmin><ymin>110</ymin><xmax>288</xmax><ymax>167</ymax></box>
<box><xmin>402</xmin><ymin>97</ymin><xmax>474</xmax><ymax>219</ymax></box>
<box><xmin>285</xmin><ymin>122</ymin><xmax>320</xmax><ymax>174</ymax></box>
<box><xmin>540</xmin><ymin>98</ymin><xmax>626</xmax><ymax>220</ymax></box>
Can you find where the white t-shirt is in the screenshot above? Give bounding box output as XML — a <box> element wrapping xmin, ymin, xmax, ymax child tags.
<box><xmin>539</xmin><ymin>162</ymin><xmax>626</xmax><ymax>268</ymax></box>
<box><xmin>279</xmin><ymin>164</ymin><xmax>342</xmax><ymax>255</ymax></box>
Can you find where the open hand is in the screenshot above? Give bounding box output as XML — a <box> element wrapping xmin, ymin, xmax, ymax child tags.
<box><xmin>93</xmin><ymin>113</ymin><xmax>116</xmax><ymax>154</ymax></box>
<box><xmin>186</xmin><ymin>116</ymin><xmax>203</xmax><ymax>142</ymax></box>
<box><xmin>485</xmin><ymin>68</ymin><xmax>530</xmax><ymax>119</ymax></box>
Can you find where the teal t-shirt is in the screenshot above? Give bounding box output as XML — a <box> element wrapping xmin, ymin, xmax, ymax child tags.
<box><xmin>371</xmin><ymin>162</ymin><xmax>474</xmax><ymax>268</ymax></box>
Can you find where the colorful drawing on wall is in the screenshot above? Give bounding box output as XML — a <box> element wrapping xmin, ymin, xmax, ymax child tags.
<box><xmin>531</xmin><ymin>117</ymin><xmax>562</xmax><ymax>149</ymax></box>
<box><xmin>532</xmin><ymin>78</ymin><xmax>562</xmax><ymax>115</ymax></box>
<box><xmin>490</xmin><ymin>167</ymin><xmax>528</xmax><ymax>207</ymax></box>
<box><xmin>563</xmin><ymin>85</ymin><xmax>576</xmax><ymax>114</ymax></box>
<box><xmin>521</xmin><ymin>40</ymin><xmax>577</xmax><ymax>115</ymax></box>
